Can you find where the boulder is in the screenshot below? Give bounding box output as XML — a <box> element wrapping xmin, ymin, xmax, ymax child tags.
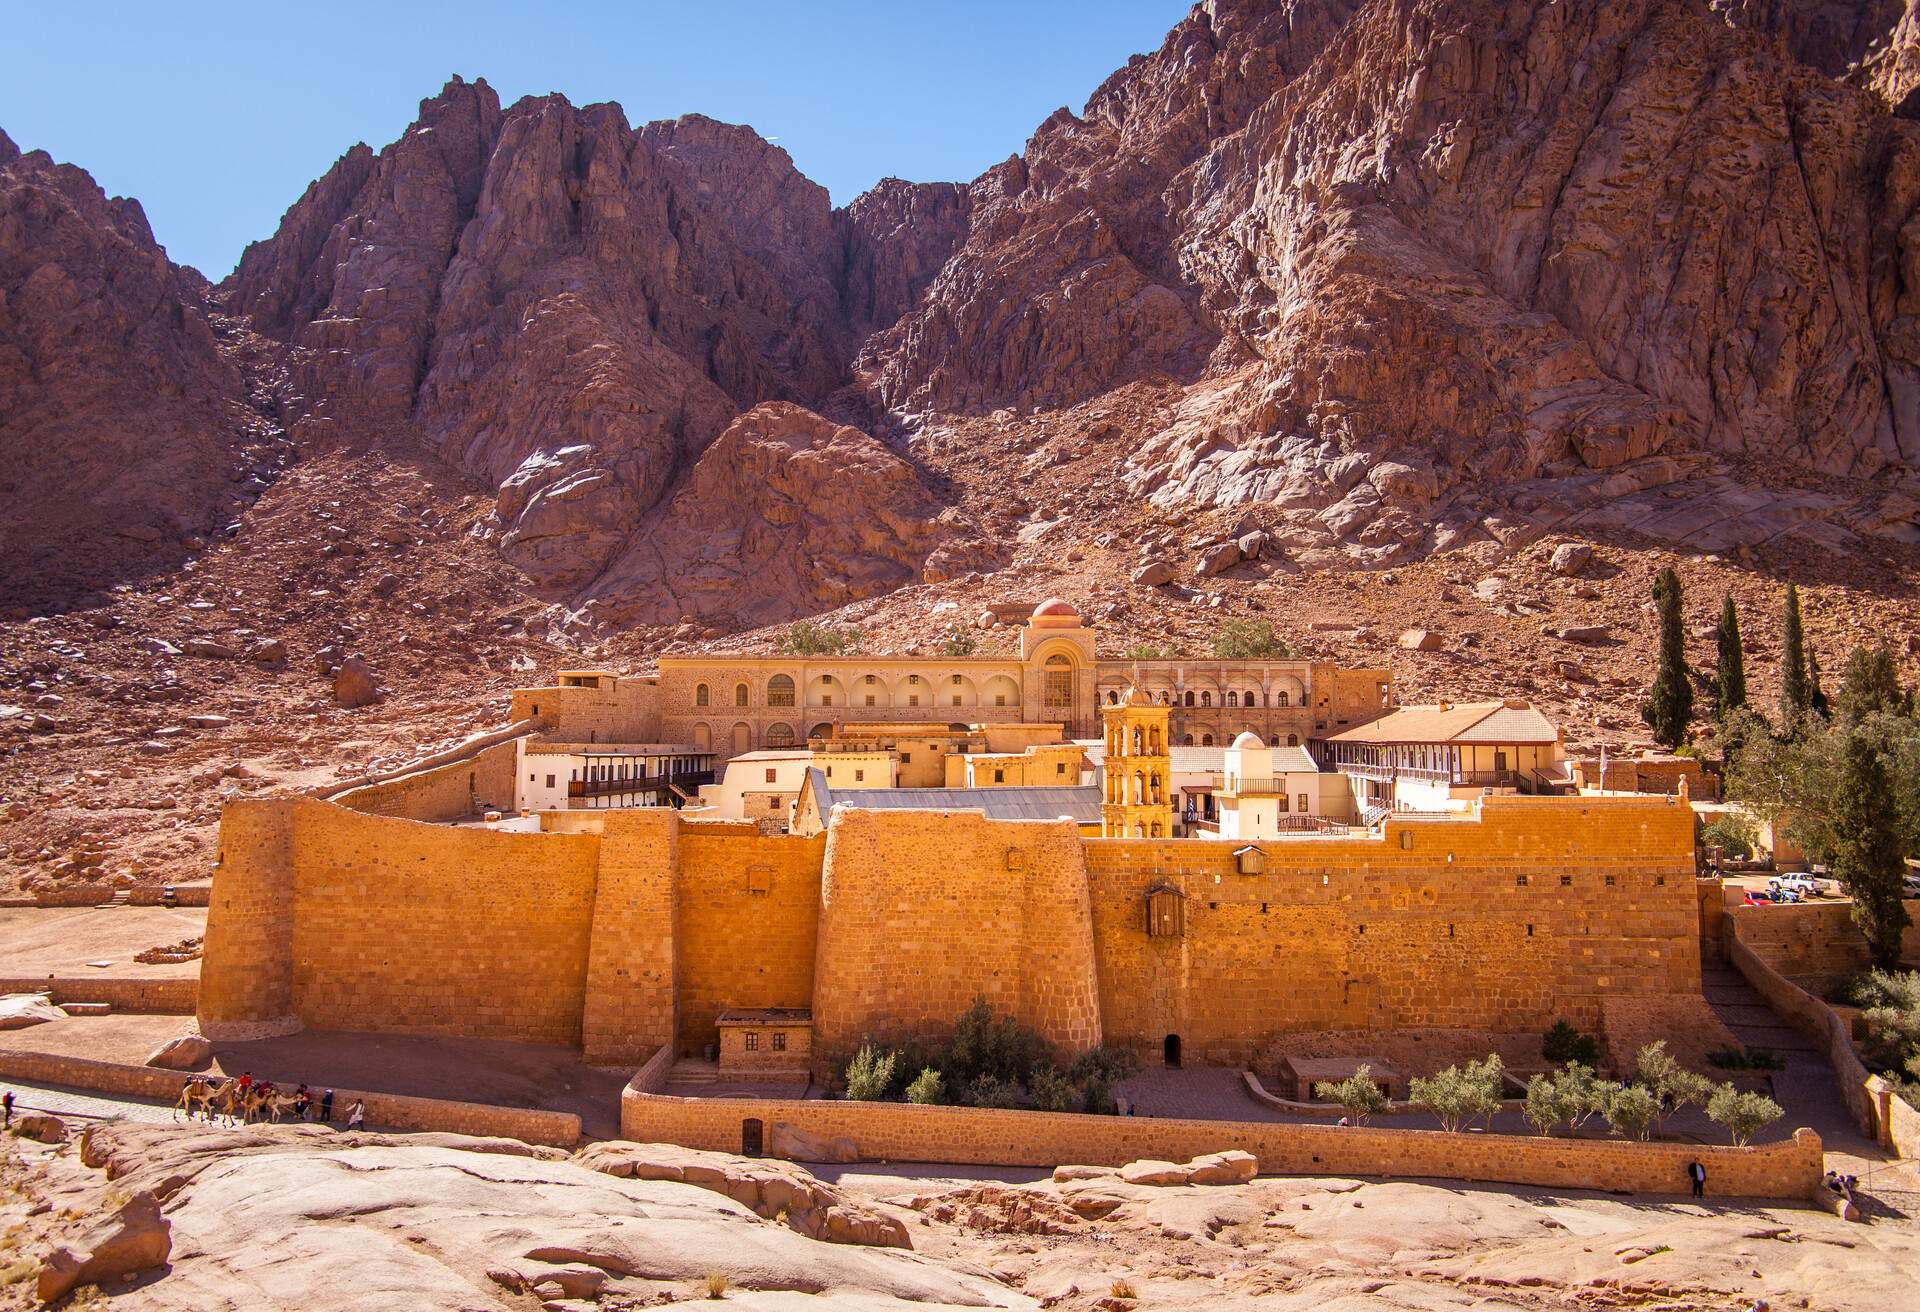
<box><xmin>1118</xmin><ymin>1159</ymin><xmax>1191</xmax><ymax>1186</ymax></box>
<box><xmin>1398</xmin><ymin>628</ymin><xmax>1443</xmax><ymax>651</ymax></box>
<box><xmin>1130</xmin><ymin>559</ymin><xmax>1175</xmax><ymax>587</ymax></box>
<box><xmin>1194</xmin><ymin>542</ymin><xmax>1242</xmax><ymax>577</ymax></box>
<box><xmin>16</xmin><ymin>1113</ymin><xmax>68</xmax><ymax>1144</ymax></box>
<box><xmin>1051</xmin><ymin>1164</ymin><xmax>1118</xmax><ymax>1183</ymax></box>
<box><xmin>36</xmin><ymin>1191</ymin><xmax>171</xmax><ymax>1303</ymax></box>
<box><xmin>1555</xmin><ymin>625</ymin><xmax>1612</xmax><ymax>644</ymax></box>
<box><xmin>769</xmin><ymin>1121</ymin><xmax>859</xmax><ymax>1165</ymax></box>
<box><xmin>1186</xmin><ymin>1150</ymin><xmax>1258</xmax><ymax>1185</ymax></box>
<box><xmin>0</xmin><ymin>992</ymin><xmax>67</xmax><ymax>1030</ymax></box>
<box><xmin>1236</xmin><ymin>529</ymin><xmax>1268</xmax><ymax>561</ymax></box>
<box><xmin>183</xmin><ymin>637</ymin><xmax>236</xmax><ymax>659</ymax></box>
<box><xmin>247</xmin><ymin>638</ymin><xmax>287</xmax><ymax>667</ymax></box>
<box><xmin>1549</xmin><ymin>542</ymin><xmax>1593</xmax><ymax>576</ymax></box>
<box><xmin>144</xmin><ymin>1033</ymin><xmax>214</xmax><ymax>1071</ymax></box>
<box><xmin>333</xmin><ymin>655</ymin><xmax>378</xmax><ymax>708</ymax></box>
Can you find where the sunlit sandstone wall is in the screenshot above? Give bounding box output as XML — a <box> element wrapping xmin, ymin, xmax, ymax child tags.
<box><xmin>1084</xmin><ymin>794</ymin><xmax>1699</xmax><ymax>1064</ymax></box>
<box><xmin>508</xmin><ymin>677</ymin><xmax>659</xmax><ymax>743</ymax></box>
<box><xmin>810</xmin><ymin>809</ymin><xmax>1102</xmax><ymax>1070</ymax></box>
<box><xmin>675</xmin><ymin>824</ymin><xmax>825</xmax><ymax>1058</ymax></box>
<box><xmin>202</xmin><ymin>796</ymin><xmax>602</xmax><ymax>1044</ymax></box>
<box><xmin>330</xmin><ymin>738</ymin><xmax>520</xmax><ymax>821</ymax></box>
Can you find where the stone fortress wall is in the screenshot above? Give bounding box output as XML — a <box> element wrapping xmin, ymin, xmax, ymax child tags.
<box><xmin>200</xmin><ymin>791</ymin><xmax>1702</xmax><ymax>1074</ymax></box>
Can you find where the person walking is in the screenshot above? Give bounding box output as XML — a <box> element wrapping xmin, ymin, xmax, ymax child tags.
<box><xmin>320</xmin><ymin>1088</ymin><xmax>335</xmax><ymax>1124</ymax></box>
<box><xmin>346</xmin><ymin>1099</ymin><xmax>365</xmax><ymax>1132</ymax></box>
<box><xmin>1686</xmin><ymin>1159</ymin><xmax>1706</xmax><ymax>1199</ymax></box>
<box><xmin>2</xmin><ymin>1090</ymin><xmax>12</xmax><ymax>1129</ymax></box>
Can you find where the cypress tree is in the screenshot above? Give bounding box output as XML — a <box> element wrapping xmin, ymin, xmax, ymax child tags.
<box><xmin>1714</xmin><ymin>593</ymin><xmax>1746</xmax><ymax>717</ymax></box>
<box><xmin>1640</xmin><ymin>566</ymin><xmax>1693</xmax><ymax>749</ymax></box>
<box><xmin>1829</xmin><ymin>728</ymin><xmax>1912</xmax><ymax>969</ymax></box>
<box><xmin>1837</xmin><ymin>645</ymin><xmax>1902</xmax><ymax>724</ymax></box>
<box><xmin>1780</xmin><ymin>584</ymin><xmax>1809</xmax><ymax>729</ymax></box>
<box><xmin>1809</xmin><ymin>642</ymin><xmax>1830</xmax><ymax>719</ymax></box>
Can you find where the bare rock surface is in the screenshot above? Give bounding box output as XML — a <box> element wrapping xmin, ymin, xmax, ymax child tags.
<box><xmin>35</xmin><ymin>1122</ymin><xmax>1014</xmax><ymax>1311</ymax></box>
<box><xmin>0</xmin><ymin>992</ymin><xmax>66</xmax><ymax>1030</ymax></box>
<box><xmin>143</xmin><ymin>1032</ymin><xmax>213</xmax><ymax>1070</ymax></box>
<box><xmin>36</xmin><ymin>1188</ymin><xmax>169</xmax><ymax>1301</ymax></box>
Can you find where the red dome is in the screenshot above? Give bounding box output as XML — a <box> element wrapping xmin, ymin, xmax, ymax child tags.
<box><xmin>1031</xmin><ymin>597</ymin><xmax>1079</xmax><ymax>619</ymax></box>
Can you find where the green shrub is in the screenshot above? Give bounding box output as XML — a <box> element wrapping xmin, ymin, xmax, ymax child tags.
<box><xmin>1552</xmin><ymin>1062</ymin><xmax>1605</xmax><ymax>1131</ymax></box>
<box><xmin>1542</xmin><ymin>1020</ymin><xmax>1600</xmax><ymax>1066</ymax></box>
<box><xmin>844</xmin><ymin>1043</ymin><xmax>896</xmax><ymax>1101</ymax></box>
<box><xmin>905</xmin><ymin>1068</ymin><xmax>944</xmax><ymax>1105</ymax></box>
<box><xmin>1082</xmin><ymin>1075</ymin><xmax>1119</xmax><ymax>1116</ymax></box>
<box><xmin>1410</xmin><ymin>1055</ymin><xmax>1504</xmax><ymax>1133</ymax></box>
<box><xmin>1850</xmin><ymin>968</ymin><xmax>1920</xmax><ymax>1077</ymax></box>
<box><xmin>1212</xmin><ymin>618</ymin><xmax>1287</xmax><ymax>659</ymax></box>
<box><xmin>1313</xmin><ymin>1065</ymin><xmax>1390</xmax><ymax>1124</ymax></box>
<box><xmin>777</xmin><ymin>620</ymin><xmax>861</xmax><ymax>656</ymax></box>
<box><xmin>1601</xmin><ymin>1084</ymin><xmax>1658</xmax><ymax>1140</ymax></box>
<box><xmin>1029</xmin><ymin>1066</ymin><xmax>1078</xmax><ymax>1112</ymax></box>
<box><xmin>1633</xmin><ymin>1040</ymin><xmax>1714</xmax><ymax>1134</ymax></box>
<box><xmin>1522</xmin><ymin>1073</ymin><xmax>1572</xmax><ymax>1136</ymax></box>
<box><xmin>1124</xmin><ymin>642</ymin><xmax>1170</xmax><ymax>660</ymax></box>
<box><xmin>1698</xmin><ymin>815</ymin><xmax>1756</xmax><ymax>860</ymax></box>
<box><xmin>941</xmin><ymin>626</ymin><xmax>978</xmax><ymax>657</ymax></box>
<box><xmin>967</xmin><ymin>1074</ymin><xmax>1023</xmax><ymax>1109</ymax></box>
<box><xmin>1706</xmin><ymin>1082</ymin><xmax>1783</xmax><ymax>1146</ymax></box>
<box><xmin>944</xmin><ymin>996</ymin><xmax>1051</xmax><ymax>1090</ymax></box>
<box><xmin>1067</xmin><ymin>1046</ymin><xmax>1142</xmax><ymax>1087</ymax></box>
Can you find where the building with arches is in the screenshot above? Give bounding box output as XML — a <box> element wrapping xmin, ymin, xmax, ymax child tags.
<box><xmin>1099</xmin><ymin>689</ymin><xmax>1173</xmax><ymax>838</ymax></box>
<box><xmin>511</xmin><ymin>600</ymin><xmax>1392</xmax><ymax>772</ymax></box>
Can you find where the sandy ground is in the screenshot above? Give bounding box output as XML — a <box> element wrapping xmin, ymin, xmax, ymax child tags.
<box><xmin>0</xmin><ymin>905</ymin><xmax>205</xmax><ymax>978</ymax></box>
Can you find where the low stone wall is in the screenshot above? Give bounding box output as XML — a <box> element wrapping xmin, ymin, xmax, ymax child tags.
<box><xmin>327</xmin><ymin>731</ymin><xmax>526</xmax><ymax>822</ymax></box>
<box><xmin>1727</xmin><ymin>924</ymin><xmax>1880</xmax><ymax>1140</ymax></box>
<box><xmin>1868</xmin><ymin>1076</ymin><xmax>1920</xmax><ymax>1160</ymax></box>
<box><xmin>626</xmin><ymin>1043</ymin><xmax>675</xmax><ymax>1095</ymax></box>
<box><xmin>0</xmin><ymin>976</ymin><xmax>197</xmax><ymax>1013</ymax></box>
<box><xmin>620</xmin><ymin>1072</ymin><xmax>1821</xmax><ymax>1201</ymax></box>
<box><xmin>0</xmin><ymin>1049</ymin><xmax>580</xmax><ymax>1147</ymax></box>
<box><xmin>1240</xmin><ymin>1070</ymin><xmax>1523</xmax><ymax>1119</ymax></box>
<box><xmin>2</xmin><ymin>884</ymin><xmax>212</xmax><ymax>908</ymax></box>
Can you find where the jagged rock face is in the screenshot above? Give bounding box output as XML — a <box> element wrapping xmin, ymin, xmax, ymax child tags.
<box><xmin>226</xmin><ymin>78</ymin><xmax>861</xmax><ymax>590</ymax></box>
<box><xmin>0</xmin><ymin>130</ymin><xmax>254</xmax><ymax>611</ymax></box>
<box><xmin>862</xmin><ymin>0</ymin><xmax>1920</xmax><ymax>559</ymax></box>
<box><xmin>581</xmin><ymin>402</ymin><xmax>948</xmax><ymax>628</ymax></box>
<box><xmin>1708</xmin><ymin>1</ymin><xmax>1920</xmax><ymax>111</ymax></box>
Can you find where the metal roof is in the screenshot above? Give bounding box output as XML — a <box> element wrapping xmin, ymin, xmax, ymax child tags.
<box><xmin>803</xmin><ymin>768</ymin><xmax>1100</xmax><ymax>823</ymax></box>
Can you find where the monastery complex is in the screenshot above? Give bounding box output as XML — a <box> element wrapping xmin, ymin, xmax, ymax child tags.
<box><xmin>196</xmin><ymin>601</ymin><xmax>1707</xmax><ymax>1092</ymax></box>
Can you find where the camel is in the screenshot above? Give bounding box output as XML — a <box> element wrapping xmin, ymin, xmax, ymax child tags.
<box><xmin>173</xmin><ymin>1076</ymin><xmax>228</xmax><ymax>1122</ymax></box>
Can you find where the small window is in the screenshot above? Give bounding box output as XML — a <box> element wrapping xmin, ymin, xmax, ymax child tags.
<box><xmin>769</xmin><ymin>798</ymin><xmax>781</xmax><ymax>809</ymax></box>
<box><xmin>734</xmin><ymin>683</ymin><xmax>749</xmax><ymax>707</ymax></box>
<box><xmin>1655</xmin><ymin>875</ymin><xmax>1666</xmax><ymax>886</ymax></box>
<box><xmin>995</xmin><ymin>695</ymin><xmax>1007</xmax><ymax>707</ymax></box>
<box><xmin>854</xmin><ymin>769</ymin><xmax>865</xmax><ymax>782</ymax></box>
<box><xmin>821</xmin><ymin>694</ymin><xmax>833</xmax><ymax>706</ymax></box>
<box><xmin>744</xmin><ymin>1032</ymin><xmax>759</xmax><ymax>1051</ymax></box>
<box><xmin>545</xmin><ymin>774</ymin><xmax>555</xmax><ymax>789</ymax></box>
<box><xmin>901</xmin><ymin>752</ymin><xmax>912</xmax><ymax>763</ymax></box>
<box><xmin>865</xmin><ymin>695</ymin><xmax>876</xmax><ymax>707</ymax></box>
<box><xmin>951</xmin><ymin>694</ymin><xmax>962</xmax><ymax>706</ymax></box>
<box><xmin>695</xmin><ymin>683</ymin><xmax>711</xmax><ymax>707</ymax></box>
<box><xmin>951</xmin><ymin>674</ymin><xmax>962</xmax><ymax>685</ymax></box>
<box><xmin>772</xmin><ymin>1032</ymin><xmax>787</xmax><ymax>1052</ymax></box>
<box><xmin>1298</xmin><ymin>793</ymin><xmax>1309</xmax><ymax>813</ymax></box>
<box><xmin>765</xmin><ymin>768</ymin><xmax>777</xmax><ymax>784</ymax></box>
<box><xmin>908</xmin><ymin>695</ymin><xmax>920</xmax><ymax>707</ymax></box>
<box><xmin>1516</xmin><ymin>875</ymin><xmax>1529</xmax><ymax>887</ymax></box>
<box><xmin>1056</xmin><ymin>762</ymin><xmax>1066</xmax><ymax>774</ymax></box>
<box><xmin>1560</xmin><ymin>875</ymin><xmax>1572</xmax><ymax>887</ymax></box>
<box><xmin>1605</xmin><ymin>875</ymin><xmax>1616</xmax><ymax>886</ymax></box>
<box><xmin>864</xmin><ymin>674</ymin><xmax>876</xmax><ymax>685</ymax></box>
<box><xmin>993</xmin><ymin>769</ymin><xmax>1005</xmax><ymax>783</ymax></box>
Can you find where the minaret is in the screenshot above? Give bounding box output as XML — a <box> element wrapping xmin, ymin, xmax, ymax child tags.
<box><xmin>1100</xmin><ymin>687</ymin><xmax>1173</xmax><ymax>838</ymax></box>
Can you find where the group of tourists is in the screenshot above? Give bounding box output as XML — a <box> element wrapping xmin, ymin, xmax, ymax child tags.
<box><xmin>173</xmin><ymin>1072</ymin><xmax>365</xmax><ymax>1130</ymax></box>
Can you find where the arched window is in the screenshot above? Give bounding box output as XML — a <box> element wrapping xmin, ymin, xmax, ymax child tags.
<box><xmin>695</xmin><ymin>683</ymin><xmax>710</xmax><ymax>707</ymax></box>
<box><xmin>1184</xmin><ymin>691</ymin><xmax>1195</xmax><ymax>707</ymax></box>
<box><xmin>734</xmin><ymin>682</ymin><xmax>749</xmax><ymax>707</ymax></box>
<box><xmin>1226</xmin><ymin>691</ymin><xmax>1238</xmax><ymax>708</ymax></box>
<box><xmin>692</xmin><ymin>722</ymin><xmax>712</xmax><ymax>750</ymax></box>
<box><xmin>1042</xmin><ymin>653</ymin><xmax>1073</xmax><ymax>708</ymax></box>
<box><xmin>767</xmin><ymin>675</ymin><xmax>795</xmax><ymax>707</ymax></box>
<box><xmin>1275</xmin><ymin>691</ymin><xmax>1289</xmax><ymax>707</ymax></box>
<box><xmin>1107</xmin><ymin>690</ymin><xmax>1119</xmax><ymax>705</ymax></box>
<box><xmin>1287</xmin><ymin>734</ymin><xmax>1299</xmax><ymax>746</ymax></box>
<box><xmin>808</xmin><ymin>722</ymin><xmax>833</xmax><ymax>741</ymax></box>
<box><xmin>1201</xmin><ymin>691</ymin><xmax>1212</xmax><ymax>707</ymax></box>
<box><xmin>765</xmin><ymin>722</ymin><xmax>795</xmax><ymax>747</ymax></box>
<box><xmin>1201</xmin><ymin>733</ymin><xmax>1214</xmax><ymax>747</ymax></box>
<box><xmin>1182</xmin><ymin>734</ymin><xmax>1194</xmax><ymax>746</ymax></box>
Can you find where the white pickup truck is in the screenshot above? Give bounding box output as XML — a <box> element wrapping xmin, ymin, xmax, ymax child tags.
<box><xmin>1769</xmin><ymin>873</ymin><xmax>1835</xmax><ymax>899</ymax></box>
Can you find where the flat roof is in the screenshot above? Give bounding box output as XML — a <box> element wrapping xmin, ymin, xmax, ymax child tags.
<box><xmin>716</xmin><ymin>1008</ymin><xmax>812</xmax><ymax>1026</ymax></box>
<box><xmin>525</xmin><ymin>741</ymin><xmax>711</xmax><ymax>756</ymax></box>
<box><xmin>803</xmin><ymin>768</ymin><xmax>1101</xmax><ymax>824</ymax></box>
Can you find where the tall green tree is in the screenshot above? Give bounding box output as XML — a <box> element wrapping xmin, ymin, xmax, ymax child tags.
<box><xmin>1713</xmin><ymin>593</ymin><xmax>1747</xmax><ymax>717</ymax></box>
<box><xmin>1809</xmin><ymin>642</ymin><xmax>1830</xmax><ymax>719</ymax></box>
<box><xmin>1829</xmin><ymin>726</ymin><xmax>1913</xmax><ymax>969</ymax></box>
<box><xmin>1837</xmin><ymin>646</ymin><xmax>1903</xmax><ymax>724</ymax></box>
<box><xmin>1640</xmin><ymin>566</ymin><xmax>1693</xmax><ymax>749</ymax></box>
<box><xmin>1780</xmin><ymin>584</ymin><xmax>1810</xmax><ymax>730</ymax></box>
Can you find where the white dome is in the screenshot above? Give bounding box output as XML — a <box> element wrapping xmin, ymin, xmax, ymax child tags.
<box><xmin>1231</xmin><ymin>731</ymin><xmax>1266</xmax><ymax>750</ymax></box>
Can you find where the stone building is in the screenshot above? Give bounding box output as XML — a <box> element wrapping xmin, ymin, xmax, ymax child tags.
<box><xmin>510</xmin><ymin>600</ymin><xmax>1393</xmax><ymax>766</ymax></box>
<box><xmin>1099</xmin><ymin>690</ymin><xmax>1174</xmax><ymax>838</ymax></box>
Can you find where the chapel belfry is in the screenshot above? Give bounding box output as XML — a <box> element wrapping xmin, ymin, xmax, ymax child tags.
<box><xmin>1100</xmin><ymin>687</ymin><xmax>1173</xmax><ymax>838</ymax></box>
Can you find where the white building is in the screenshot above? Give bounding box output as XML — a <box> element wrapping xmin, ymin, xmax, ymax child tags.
<box><xmin>1213</xmin><ymin>732</ymin><xmax>1351</xmax><ymax>838</ymax></box>
<box><xmin>1322</xmin><ymin>699</ymin><xmax>1567</xmax><ymax>819</ymax></box>
<box><xmin>689</xmin><ymin>748</ymin><xmax>897</xmax><ymax>825</ymax></box>
<box><xmin>515</xmin><ymin>740</ymin><xmax>716</xmax><ymax>812</ymax></box>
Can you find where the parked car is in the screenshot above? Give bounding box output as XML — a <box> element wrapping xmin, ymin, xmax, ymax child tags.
<box><xmin>1770</xmin><ymin>874</ymin><xmax>1833</xmax><ymax>898</ymax></box>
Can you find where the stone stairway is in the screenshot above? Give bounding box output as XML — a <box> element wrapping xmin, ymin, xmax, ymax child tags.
<box><xmin>1700</xmin><ymin>962</ymin><xmax>1817</xmax><ymax>1059</ymax></box>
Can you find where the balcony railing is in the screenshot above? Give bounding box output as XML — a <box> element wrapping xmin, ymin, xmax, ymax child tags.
<box><xmin>1210</xmin><ymin>774</ymin><xmax>1301</xmax><ymax>796</ymax></box>
<box><xmin>569</xmin><ymin>769</ymin><xmax>715</xmax><ymax>799</ymax></box>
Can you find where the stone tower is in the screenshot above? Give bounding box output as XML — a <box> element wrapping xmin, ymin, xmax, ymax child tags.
<box><xmin>1100</xmin><ymin>687</ymin><xmax>1173</xmax><ymax>837</ymax></box>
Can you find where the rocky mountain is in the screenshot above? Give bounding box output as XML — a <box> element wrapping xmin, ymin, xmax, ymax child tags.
<box><xmin>5</xmin><ymin>0</ymin><xmax>1920</xmax><ymax>631</ymax></box>
<box><xmin>0</xmin><ymin>131</ymin><xmax>273</xmax><ymax>614</ymax></box>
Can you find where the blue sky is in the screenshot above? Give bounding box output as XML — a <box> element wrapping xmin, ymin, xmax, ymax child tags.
<box><xmin>4</xmin><ymin>0</ymin><xmax>1190</xmax><ymax>277</ymax></box>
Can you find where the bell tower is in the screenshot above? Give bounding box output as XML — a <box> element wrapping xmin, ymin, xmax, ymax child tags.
<box><xmin>1100</xmin><ymin>688</ymin><xmax>1173</xmax><ymax>838</ymax></box>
